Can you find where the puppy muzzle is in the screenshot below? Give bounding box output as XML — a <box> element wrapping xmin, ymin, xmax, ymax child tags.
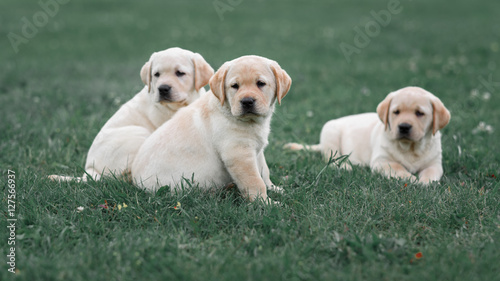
<box><xmin>158</xmin><ymin>84</ymin><xmax>173</xmax><ymax>102</ymax></box>
<box><xmin>240</xmin><ymin>97</ymin><xmax>257</xmax><ymax>115</ymax></box>
<box><xmin>397</xmin><ymin>123</ymin><xmax>412</xmax><ymax>139</ymax></box>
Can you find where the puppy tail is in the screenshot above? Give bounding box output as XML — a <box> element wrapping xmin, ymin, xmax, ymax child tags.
<box><xmin>48</xmin><ymin>174</ymin><xmax>86</xmax><ymax>183</ymax></box>
<box><xmin>48</xmin><ymin>167</ymin><xmax>103</xmax><ymax>182</ymax></box>
<box><xmin>283</xmin><ymin>142</ymin><xmax>321</xmax><ymax>152</ymax></box>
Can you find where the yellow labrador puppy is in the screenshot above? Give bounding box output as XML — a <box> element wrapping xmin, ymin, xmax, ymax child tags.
<box><xmin>50</xmin><ymin>47</ymin><xmax>214</xmax><ymax>182</ymax></box>
<box><xmin>132</xmin><ymin>55</ymin><xmax>292</xmax><ymax>202</ymax></box>
<box><xmin>285</xmin><ymin>87</ymin><xmax>450</xmax><ymax>184</ymax></box>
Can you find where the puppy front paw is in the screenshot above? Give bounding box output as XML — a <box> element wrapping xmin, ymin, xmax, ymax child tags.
<box><xmin>418</xmin><ymin>176</ymin><xmax>440</xmax><ymax>185</ymax></box>
<box><xmin>268</xmin><ymin>184</ymin><xmax>284</xmax><ymax>194</ymax></box>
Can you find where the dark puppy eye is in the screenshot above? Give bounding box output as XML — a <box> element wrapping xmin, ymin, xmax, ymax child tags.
<box><xmin>393</xmin><ymin>110</ymin><xmax>400</xmax><ymax>115</ymax></box>
<box><xmin>176</xmin><ymin>71</ymin><xmax>185</xmax><ymax>77</ymax></box>
<box><xmin>154</xmin><ymin>72</ymin><xmax>160</xmax><ymax>77</ymax></box>
<box><xmin>416</xmin><ymin>110</ymin><xmax>424</xmax><ymax>117</ymax></box>
<box><xmin>257</xmin><ymin>81</ymin><xmax>266</xmax><ymax>87</ymax></box>
<box><xmin>231</xmin><ymin>83</ymin><xmax>239</xmax><ymax>90</ymax></box>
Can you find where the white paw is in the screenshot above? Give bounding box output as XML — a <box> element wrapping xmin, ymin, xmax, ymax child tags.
<box><xmin>268</xmin><ymin>184</ymin><xmax>284</xmax><ymax>194</ymax></box>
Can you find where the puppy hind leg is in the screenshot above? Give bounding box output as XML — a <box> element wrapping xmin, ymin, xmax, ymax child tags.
<box><xmin>82</xmin><ymin>168</ymin><xmax>101</xmax><ymax>182</ymax></box>
<box><xmin>318</xmin><ymin>124</ymin><xmax>344</xmax><ymax>165</ymax></box>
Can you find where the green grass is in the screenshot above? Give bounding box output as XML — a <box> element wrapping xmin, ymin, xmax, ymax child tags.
<box><xmin>1</xmin><ymin>0</ymin><xmax>499</xmax><ymax>280</ymax></box>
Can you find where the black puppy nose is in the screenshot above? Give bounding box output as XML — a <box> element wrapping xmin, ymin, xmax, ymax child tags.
<box><xmin>240</xmin><ymin>97</ymin><xmax>255</xmax><ymax>109</ymax></box>
<box><xmin>158</xmin><ymin>84</ymin><xmax>171</xmax><ymax>96</ymax></box>
<box><xmin>398</xmin><ymin>123</ymin><xmax>412</xmax><ymax>134</ymax></box>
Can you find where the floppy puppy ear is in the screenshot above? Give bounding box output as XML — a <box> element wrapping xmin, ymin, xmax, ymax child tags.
<box><xmin>269</xmin><ymin>62</ymin><xmax>292</xmax><ymax>105</ymax></box>
<box><xmin>376</xmin><ymin>92</ymin><xmax>393</xmax><ymax>131</ymax></box>
<box><xmin>192</xmin><ymin>53</ymin><xmax>214</xmax><ymax>92</ymax></box>
<box><xmin>431</xmin><ymin>97</ymin><xmax>451</xmax><ymax>135</ymax></box>
<box><xmin>140</xmin><ymin>61</ymin><xmax>152</xmax><ymax>93</ymax></box>
<box><xmin>209</xmin><ymin>62</ymin><xmax>229</xmax><ymax>106</ymax></box>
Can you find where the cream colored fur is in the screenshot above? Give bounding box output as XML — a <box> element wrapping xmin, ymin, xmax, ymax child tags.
<box><xmin>49</xmin><ymin>47</ymin><xmax>214</xmax><ymax>182</ymax></box>
<box><xmin>285</xmin><ymin>87</ymin><xmax>450</xmax><ymax>184</ymax></box>
<box><xmin>132</xmin><ymin>55</ymin><xmax>292</xmax><ymax>203</ymax></box>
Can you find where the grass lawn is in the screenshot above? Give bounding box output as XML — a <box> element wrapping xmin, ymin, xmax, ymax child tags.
<box><xmin>1</xmin><ymin>0</ymin><xmax>499</xmax><ymax>280</ymax></box>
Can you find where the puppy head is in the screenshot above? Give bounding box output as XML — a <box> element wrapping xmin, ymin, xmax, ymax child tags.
<box><xmin>209</xmin><ymin>55</ymin><xmax>291</xmax><ymax>120</ymax></box>
<box><xmin>376</xmin><ymin>86</ymin><xmax>450</xmax><ymax>142</ymax></box>
<box><xmin>140</xmin><ymin>47</ymin><xmax>214</xmax><ymax>109</ymax></box>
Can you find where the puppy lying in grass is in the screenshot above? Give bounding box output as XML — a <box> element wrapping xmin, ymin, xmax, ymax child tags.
<box><xmin>132</xmin><ymin>55</ymin><xmax>291</xmax><ymax>203</ymax></box>
<box><xmin>50</xmin><ymin>47</ymin><xmax>214</xmax><ymax>182</ymax></box>
<box><xmin>285</xmin><ymin>86</ymin><xmax>450</xmax><ymax>184</ymax></box>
